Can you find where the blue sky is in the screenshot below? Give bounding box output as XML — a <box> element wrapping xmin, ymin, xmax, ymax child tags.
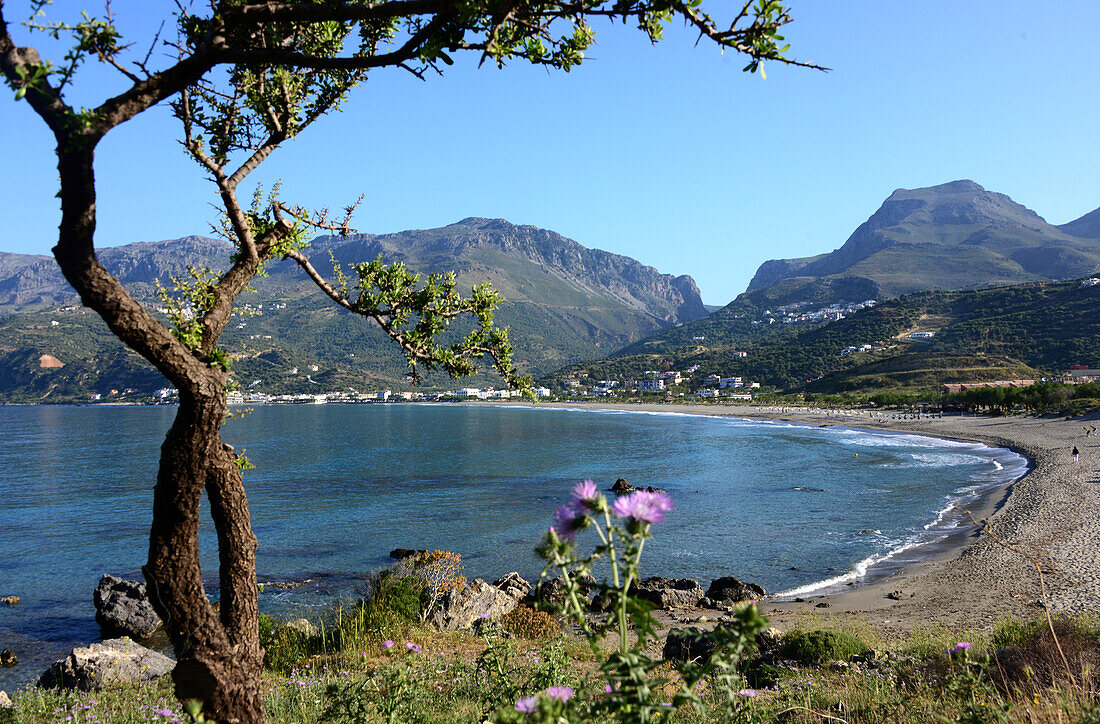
<box><xmin>2</xmin><ymin>1</ymin><xmax>1098</xmax><ymax>305</ymax></box>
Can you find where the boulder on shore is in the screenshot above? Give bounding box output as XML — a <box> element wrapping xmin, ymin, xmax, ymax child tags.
<box><xmin>493</xmin><ymin>572</ymin><xmax>533</xmax><ymax>602</ymax></box>
<box><xmin>701</xmin><ymin>577</ymin><xmax>766</xmax><ymax>608</ymax></box>
<box><xmin>532</xmin><ymin>573</ymin><xmax>597</xmax><ymax>609</ymax></box>
<box><xmin>0</xmin><ymin>690</ymin><xmax>11</xmax><ymax>708</ymax></box>
<box><xmin>630</xmin><ymin>577</ymin><xmax>704</xmax><ymax>609</ymax></box>
<box><xmin>38</xmin><ymin>638</ymin><xmax>175</xmax><ymax>691</ymax></box>
<box><xmin>430</xmin><ymin>579</ymin><xmax>518</xmax><ymax>632</ymax></box>
<box><xmin>93</xmin><ymin>575</ymin><xmax>162</xmax><ymax>640</ymax></box>
<box><xmin>663</xmin><ymin>627</ymin><xmax>717</xmax><ymax>663</ymax></box>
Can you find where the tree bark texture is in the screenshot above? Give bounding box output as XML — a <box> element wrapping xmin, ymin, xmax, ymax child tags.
<box><xmin>144</xmin><ymin>392</ymin><xmax>264</xmax><ymax>724</ymax></box>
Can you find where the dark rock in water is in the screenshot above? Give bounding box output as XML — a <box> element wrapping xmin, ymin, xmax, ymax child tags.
<box><xmin>663</xmin><ymin>627</ymin><xmax>716</xmax><ymax>663</ymax></box>
<box><xmin>430</xmin><ymin>579</ymin><xmax>518</xmax><ymax>632</ymax></box>
<box><xmin>389</xmin><ymin>548</ymin><xmax>428</xmax><ymax>560</ymax></box>
<box><xmin>93</xmin><ymin>575</ymin><xmax>162</xmax><ymax>640</ymax></box>
<box><xmin>611</xmin><ymin>478</ymin><xmax>633</xmax><ymax>493</ymax></box>
<box><xmin>631</xmin><ymin>577</ymin><xmax>704</xmax><ymax>609</ymax></box>
<box><xmin>793</xmin><ymin>486</ymin><xmax>827</xmax><ymax>493</ymax></box>
<box><xmin>493</xmin><ymin>572</ymin><xmax>533</xmax><ymax>602</ymax></box>
<box><xmin>38</xmin><ymin>638</ymin><xmax>175</xmax><ymax>691</ymax></box>
<box><xmin>644</xmin><ymin>486</ymin><xmax>668</xmax><ymax>494</ymax></box>
<box><xmin>704</xmin><ymin>577</ymin><xmax>766</xmax><ymax>607</ymax></box>
<box><xmin>0</xmin><ymin>596</ymin><xmax>18</xmax><ymax>606</ymax></box>
<box><xmin>0</xmin><ymin>649</ymin><xmax>16</xmax><ymax>667</ymax></box>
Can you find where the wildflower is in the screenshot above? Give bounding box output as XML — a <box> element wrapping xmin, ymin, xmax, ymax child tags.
<box><xmin>406</xmin><ymin>642</ymin><xmax>421</xmax><ymax>653</ymax></box>
<box><xmin>545</xmin><ymin>686</ymin><xmax>574</xmax><ymax>702</ymax></box>
<box><xmin>605</xmin><ymin>684</ymin><xmax>614</xmax><ymax>694</ymax></box>
<box><xmin>611</xmin><ymin>490</ymin><xmax>673</xmax><ymax>525</ymax></box>
<box><xmin>153</xmin><ymin>708</ymin><xmax>175</xmax><ymax>717</ymax></box>
<box><xmin>947</xmin><ymin>642</ymin><xmax>972</xmax><ymax>655</ymax></box>
<box><xmin>572</xmin><ymin>479</ymin><xmax>599</xmax><ymax>505</ymax></box>
<box><xmin>553</xmin><ymin>503</ymin><xmax>587</xmax><ymax>540</ymax></box>
<box><xmin>382</xmin><ymin>640</ymin><xmax>394</xmax><ymax>649</ymax></box>
<box><xmin>515</xmin><ymin>696</ymin><xmax>538</xmax><ymax>713</ymax></box>
<box><xmin>738</xmin><ymin>689</ymin><xmax>758</xmax><ymax>697</ymax></box>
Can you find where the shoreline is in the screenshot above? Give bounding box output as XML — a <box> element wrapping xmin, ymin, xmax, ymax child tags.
<box><xmin>521</xmin><ymin>401</ymin><xmax>1100</xmax><ymax>634</ymax></box>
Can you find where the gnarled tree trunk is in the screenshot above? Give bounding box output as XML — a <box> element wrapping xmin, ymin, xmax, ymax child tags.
<box><xmin>144</xmin><ymin>388</ymin><xmax>264</xmax><ymax>724</ymax></box>
<box><xmin>46</xmin><ymin>137</ymin><xmax>265</xmax><ymax>723</ymax></box>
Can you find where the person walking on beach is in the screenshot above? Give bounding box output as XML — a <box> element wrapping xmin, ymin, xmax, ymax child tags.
<box><xmin>1073</xmin><ymin>446</ymin><xmax>1080</xmax><ymax>462</ymax></box>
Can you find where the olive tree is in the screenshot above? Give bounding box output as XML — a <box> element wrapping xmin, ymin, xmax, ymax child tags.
<box><xmin>0</xmin><ymin>1</ymin><xmax>818</xmax><ymax>721</ymax></box>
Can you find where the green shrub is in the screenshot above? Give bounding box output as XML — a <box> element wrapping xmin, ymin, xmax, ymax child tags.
<box><xmin>501</xmin><ymin>604</ymin><xmax>561</xmax><ymax>640</ymax></box>
<box><xmin>262</xmin><ymin>621</ymin><xmax>317</xmax><ymax>673</ymax></box>
<box><xmin>258</xmin><ymin>612</ymin><xmax>276</xmax><ymax>645</ymax></box>
<box><xmin>780</xmin><ymin>629</ymin><xmax>867</xmax><ymax>664</ymax></box>
<box><xmin>376</xmin><ymin>571</ymin><xmax>426</xmax><ymax>623</ymax></box>
<box><xmin>744</xmin><ymin>661</ymin><xmax>793</xmax><ymax>689</ymax></box>
<box><xmin>990</xmin><ymin>618</ymin><xmax>1043</xmax><ymax>650</ymax></box>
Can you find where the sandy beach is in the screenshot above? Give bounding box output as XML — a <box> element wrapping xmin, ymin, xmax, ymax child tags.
<box><xmin>536</xmin><ymin>402</ymin><xmax>1100</xmax><ymax>636</ymax></box>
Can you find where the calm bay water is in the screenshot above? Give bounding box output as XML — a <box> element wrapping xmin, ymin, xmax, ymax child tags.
<box><xmin>0</xmin><ymin>403</ymin><xmax>1026</xmax><ymax>688</ymax></box>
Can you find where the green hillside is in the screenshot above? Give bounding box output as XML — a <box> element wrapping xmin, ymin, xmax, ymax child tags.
<box><xmin>549</xmin><ymin>277</ymin><xmax>1100</xmax><ymax>393</ymax></box>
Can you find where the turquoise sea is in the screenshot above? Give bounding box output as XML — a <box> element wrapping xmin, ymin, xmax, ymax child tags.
<box><xmin>0</xmin><ymin>403</ymin><xmax>1026</xmax><ymax>688</ymax></box>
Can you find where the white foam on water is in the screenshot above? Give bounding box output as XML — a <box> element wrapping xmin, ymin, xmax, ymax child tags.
<box><xmin>775</xmin><ymin>538</ymin><xmax>932</xmax><ymax>598</ymax></box>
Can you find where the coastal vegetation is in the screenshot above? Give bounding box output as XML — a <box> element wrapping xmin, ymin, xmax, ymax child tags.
<box><xmin>10</xmin><ymin>482</ymin><xmax>1100</xmax><ymax>723</ymax></box>
<box><xmin>7</xmin><ymin>595</ymin><xmax>1100</xmax><ymax>722</ymax></box>
<box><xmin>552</xmin><ymin>278</ymin><xmax>1100</xmax><ymax>396</ymax></box>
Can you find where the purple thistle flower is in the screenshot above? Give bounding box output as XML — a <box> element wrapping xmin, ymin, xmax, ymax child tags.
<box><xmin>406</xmin><ymin>642</ymin><xmax>421</xmax><ymax>653</ymax></box>
<box><xmin>545</xmin><ymin>686</ymin><xmax>574</xmax><ymax>702</ymax></box>
<box><xmin>515</xmin><ymin>696</ymin><xmax>538</xmax><ymax>713</ymax></box>
<box><xmin>611</xmin><ymin>490</ymin><xmax>673</xmax><ymax>525</ymax></box>
<box><xmin>382</xmin><ymin>640</ymin><xmax>394</xmax><ymax>649</ymax></box>
<box><xmin>553</xmin><ymin>503</ymin><xmax>586</xmax><ymax>540</ymax></box>
<box><xmin>153</xmin><ymin>708</ymin><xmax>175</xmax><ymax>717</ymax></box>
<box><xmin>605</xmin><ymin>684</ymin><xmax>614</xmax><ymax>694</ymax></box>
<box><xmin>947</xmin><ymin>642</ymin><xmax>972</xmax><ymax>655</ymax></box>
<box><xmin>739</xmin><ymin>689</ymin><xmax>758</xmax><ymax>697</ymax></box>
<box><xmin>572</xmin><ymin>479</ymin><xmax>599</xmax><ymax>504</ymax></box>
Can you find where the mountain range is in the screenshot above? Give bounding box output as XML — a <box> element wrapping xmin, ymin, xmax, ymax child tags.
<box><xmin>0</xmin><ymin>218</ymin><xmax>706</xmax><ymax>400</ymax></box>
<box><xmin>3</xmin><ymin>181</ymin><xmax>1099</xmax><ymax>401</ymax></box>
<box><xmin>747</xmin><ymin>180</ymin><xmax>1100</xmax><ymax>299</ymax></box>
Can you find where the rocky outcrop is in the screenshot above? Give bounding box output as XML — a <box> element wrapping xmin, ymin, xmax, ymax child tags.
<box><xmin>0</xmin><ymin>690</ymin><xmax>11</xmax><ymax>708</ymax></box>
<box><xmin>38</xmin><ymin>638</ymin><xmax>175</xmax><ymax>691</ymax></box>
<box><xmin>0</xmin><ymin>649</ymin><xmax>16</xmax><ymax>667</ymax></box>
<box><xmin>389</xmin><ymin>548</ymin><xmax>428</xmax><ymax>560</ymax></box>
<box><xmin>700</xmin><ymin>577</ymin><xmax>765</xmax><ymax>608</ymax></box>
<box><xmin>533</xmin><ymin>573</ymin><xmax>597</xmax><ymax>609</ymax></box>
<box><xmin>1</xmin><ymin>596</ymin><xmax>18</xmax><ymax>605</ymax></box>
<box><xmin>630</xmin><ymin>577</ymin><xmax>704</xmax><ymax>609</ymax></box>
<box><xmin>282</xmin><ymin>619</ymin><xmax>318</xmax><ymax>637</ymax></box>
<box><xmin>611</xmin><ymin>478</ymin><xmax>633</xmax><ymax>493</ymax></box>
<box><xmin>430</xmin><ymin>579</ymin><xmax>518</xmax><ymax>632</ymax></box>
<box><xmin>493</xmin><ymin>572</ymin><xmax>533</xmax><ymax>602</ymax></box>
<box><xmin>93</xmin><ymin>575</ymin><xmax>162</xmax><ymax>639</ymax></box>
